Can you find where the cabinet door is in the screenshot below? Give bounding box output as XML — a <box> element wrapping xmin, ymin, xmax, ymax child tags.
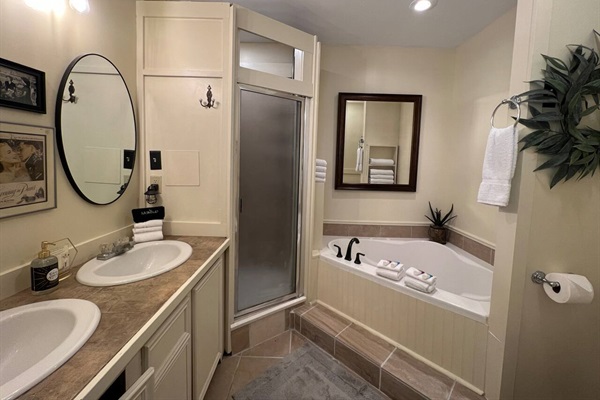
<box><xmin>144</xmin><ymin>296</ymin><xmax>192</xmax><ymax>400</ymax></box>
<box><xmin>192</xmin><ymin>257</ymin><xmax>224</xmax><ymax>400</ymax></box>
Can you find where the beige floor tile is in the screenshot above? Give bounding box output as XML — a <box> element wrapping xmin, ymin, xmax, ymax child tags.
<box><xmin>228</xmin><ymin>357</ymin><xmax>281</xmax><ymax>397</ymax></box>
<box><xmin>204</xmin><ymin>356</ymin><xmax>241</xmax><ymax>400</ymax></box>
<box><xmin>242</xmin><ymin>331</ymin><xmax>291</xmax><ymax>357</ymax></box>
<box><xmin>290</xmin><ymin>330</ymin><xmax>307</xmax><ymax>352</ymax></box>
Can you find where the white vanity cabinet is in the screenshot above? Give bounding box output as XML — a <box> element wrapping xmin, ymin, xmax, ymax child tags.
<box><xmin>192</xmin><ymin>257</ymin><xmax>224</xmax><ymax>399</ymax></box>
<box><xmin>143</xmin><ymin>296</ymin><xmax>193</xmax><ymax>400</ymax></box>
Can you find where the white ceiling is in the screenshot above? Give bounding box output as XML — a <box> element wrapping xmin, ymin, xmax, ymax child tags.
<box><xmin>203</xmin><ymin>0</ymin><xmax>517</xmax><ymax>48</ymax></box>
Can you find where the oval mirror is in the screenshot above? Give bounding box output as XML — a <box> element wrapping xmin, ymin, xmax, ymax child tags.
<box><xmin>56</xmin><ymin>54</ymin><xmax>136</xmax><ymax>205</ymax></box>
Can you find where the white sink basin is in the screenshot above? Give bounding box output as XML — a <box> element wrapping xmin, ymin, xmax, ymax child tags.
<box><xmin>76</xmin><ymin>240</ymin><xmax>193</xmax><ymax>287</ymax></box>
<box><xmin>0</xmin><ymin>299</ymin><xmax>100</xmax><ymax>400</ymax></box>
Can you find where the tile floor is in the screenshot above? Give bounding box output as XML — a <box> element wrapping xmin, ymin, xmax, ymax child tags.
<box><xmin>206</xmin><ymin>304</ymin><xmax>487</xmax><ymax>400</ymax></box>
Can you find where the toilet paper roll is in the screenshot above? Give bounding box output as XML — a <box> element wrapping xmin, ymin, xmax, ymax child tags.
<box><xmin>543</xmin><ymin>273</ymin><xmax>594</xmax><ymax>304</ymax></box>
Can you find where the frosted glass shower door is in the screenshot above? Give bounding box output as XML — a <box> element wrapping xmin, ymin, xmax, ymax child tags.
<box><xmin>236</xmin><ymin>89</ymin><xmax>302</xmax><ymax>314</ymax></box>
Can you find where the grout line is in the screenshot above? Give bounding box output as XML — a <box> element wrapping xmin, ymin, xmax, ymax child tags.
<box><xmin>447</xmin><ymin>380</ymin><xmax>457</xmax><ymax>400</ymax></box>
<box><xmin>225</xmin><ymin>355</ymin><xmax>242</xmax><ymax>399</ymax></box>
<box><xmin>240</xmin><ymin>355</ymin><xmax>285</xmax><ymax>359</ymax></box>
<box><xmin>289</xmin><ymin>329</ymin><xmax>292</xmax><ymax>354</ymax></box>
<box><xmin>335</xmin><ymin>322</ymin><xmax>352</xmax><ymax>339</ymax></box>
<box><xmin>380</xmin><ymin>348</ymin><xmax>396</xmax><ymax>389</ymax></box>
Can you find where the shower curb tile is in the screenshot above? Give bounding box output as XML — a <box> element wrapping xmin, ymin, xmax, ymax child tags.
<box><xmin>231</xmin><ymin>325</ymin><xmax>250</xmax><ymax>355</ymax></box>
<box><xmin>382</xmin><ymin>349</ymin><xmax>453</xmax><ymax>400</ymax></box>
<box><xmin>334</xmin><ymin>340</ymin><xmax>381</xmax><ymax>388</ymax></box>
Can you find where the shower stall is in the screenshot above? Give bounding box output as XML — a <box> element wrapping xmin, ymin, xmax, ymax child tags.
<box><xmin>235</xmin><ymin>88</ymin><xmax>304</xmax><ymax>316</ymax></box>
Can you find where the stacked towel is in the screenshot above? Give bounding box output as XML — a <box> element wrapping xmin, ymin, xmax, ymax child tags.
<box><xmin>477</xmin><ymin>126</ymin><xmax>518</xmax><ymax>207</ymax></box>
<box><xmin>315</xmin><ymin>159</ymin><xmax>327</xmax><ymax>183</ymax></box>
<box><xmin>404</xmin><ymin>266</ymin><xmax>437</xmax><ymax>293</ymax></box>
<box><xmin>376</xmin><ymin>259</ymin><xmax>405</xmax><ymax>281</ymax></box>
<box><xmin>368</xmin><ymin>162</ymin><xmax>395</xmax><ymax>184</ymax></box>
<box><xmin>369</xmin><ymin>158</ymin><xmax>395</xmax><ymax>166</ymax></box>
<box><xmin>132</xmin><ymin>207</ymin><xmax>165</xmax><ymax>243</ymax></box>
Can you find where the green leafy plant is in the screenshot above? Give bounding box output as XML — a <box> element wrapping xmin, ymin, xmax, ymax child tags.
<box><xmin>425</xmin><ymin>202</ymin><xmax>457</xmax><ymax>227</ymax></box>
<box><xmin>516</xmin><ymin>42</ymin><xmax>600</xmax><ymax>188</ymax></box>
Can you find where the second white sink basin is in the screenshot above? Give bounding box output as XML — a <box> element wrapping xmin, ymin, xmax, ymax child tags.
<box><xmin>76</xmin><ymin>240</ymin><xmax>193</xmax><ymax>286</ymax></box>
<box><xmin>0</xmin><ymin>299</ymin><xmax>100</xmax><ymax>400</ymax></box>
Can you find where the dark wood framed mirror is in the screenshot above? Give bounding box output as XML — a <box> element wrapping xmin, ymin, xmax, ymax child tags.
<box><xmin>335</xmin><ymin>93</ymin><xmax>422</xmax><ymax>192</ymax></box>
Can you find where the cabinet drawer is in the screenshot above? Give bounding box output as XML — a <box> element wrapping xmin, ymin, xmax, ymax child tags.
<box><xmin>143</xmin><ymin>295</ymin><xmax>191</xmax><ymax>375</ymax></box>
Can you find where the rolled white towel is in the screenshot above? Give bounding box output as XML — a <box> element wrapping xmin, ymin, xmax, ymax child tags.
<box><xmin>134</xmin><ymin>220</ymin><xmax>163</xmax><ymax>229</ymax></box>
<box><xmin>376</xmin><ymin>268</ymin><xmax>405</xmax><ymax>281</ymax></box>
<box><xmin>369</xmin><ymin>158</ymin><xmax>394</xmax><ymax>166</ymax></box>
<box><xmin>315</xmin><ymin>172</ymin><xmax>326</xmax><ymax>179</ymax></box>
<box><xmin>404</xmin><ymin>276</ymin><xmax>436</xmax><ymax>293</ymax></box>
<box><xmin>370</xmin><ymin>169</ymin><xmax>394</xmax><ymax>175</ymax></box>
<box><xmin>316</xmin><ymin>159</ymin><xmax>327</xmax><ymax>167</ymax></box>
<box><xmin>406</xmin><ymin>266</ymin><xmax>437</xmax><ymax>285</ymax></box>
<box><xmin>376</xmin><ymin>260</ymin><xmax>404</xmax><ymax>271</ymax></box>
<box><xmin>315</xmin><ymin>178</ymin><xmax>326</xmax><ymax>183</ymax></box>
<box><xmin>370</xmin><ymin>178</ymin><xmax>395</xmax><ymax>184</ymax></box>
<box><xmin>133</xmin><ymin>231</ymin><xmax>163</xmax><ymax>243</ymax></box>
<box><xmin>133</xmin><ymin>226</ymin><xmax>163</xmax><ymax>234</ymax></box>
<box><xmin>316</xmin><ymin>165</ymin><xmax>327</xmax><ymax>173</ymax></box>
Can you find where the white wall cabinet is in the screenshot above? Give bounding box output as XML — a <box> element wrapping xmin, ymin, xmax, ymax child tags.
<box><xmin>192</xmin><ymin>258</ymin><xmax>224</xmax><ymax>400</ymax></box>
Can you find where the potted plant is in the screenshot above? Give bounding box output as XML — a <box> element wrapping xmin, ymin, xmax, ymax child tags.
<box><xmin>425</xmin><ymin>202</ymin><xmax>457</xmax><ymax>244</ymax></box>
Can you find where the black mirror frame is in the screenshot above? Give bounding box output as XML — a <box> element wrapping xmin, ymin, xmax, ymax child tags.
<box><xmin>334</xmin><ymin>93</ymin><xmax>422</xmax><ymax>192</ymax></box>
<box><xmin>55</xmin><ymin>53</ymin><xmax>137</xmax><ymax>205</ymax></box>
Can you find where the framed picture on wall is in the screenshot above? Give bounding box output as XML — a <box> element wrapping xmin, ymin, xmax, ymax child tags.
<box><xmin>0</xmin><ymin>58</ymin><xmax>46</xmax><ymax>114</ymax></box>
<box><xmin>0</xmin><ymin>122</ymin><xmax>56</xmax><ymax>219</ymax></box>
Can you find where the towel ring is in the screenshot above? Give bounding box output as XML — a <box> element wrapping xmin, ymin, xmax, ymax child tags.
<box><xmin>491</xmin><ymin>97</ymin><xmax>521</xmax><ymax>129</ymax></box>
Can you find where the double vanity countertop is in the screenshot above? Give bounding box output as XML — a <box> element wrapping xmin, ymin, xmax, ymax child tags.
<box><xmin>0</xmin><ymin>236</ymin><xmax>229</xmax><ymax>400</ymax></box>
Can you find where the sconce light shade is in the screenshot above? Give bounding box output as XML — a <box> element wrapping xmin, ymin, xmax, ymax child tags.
<box><xmin>69</xmin><ymin>0</ymin><xmax>90</xmax><ymax>13</ymax></box>
<box><xmin>409</xmin><ymin>0</ymin><xmax>438</xmax><ymax>12</ymax></box>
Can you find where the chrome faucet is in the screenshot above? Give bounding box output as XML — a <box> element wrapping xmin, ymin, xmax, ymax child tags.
<box><xmin>344</xmin><ymin>237</ymin><xmax>360</xmax><ymax>261</ymax></box>
<box><xmin>96</xmin><ymin>237</ymin><xmax>134</xmax><ymax>260</ymax></box>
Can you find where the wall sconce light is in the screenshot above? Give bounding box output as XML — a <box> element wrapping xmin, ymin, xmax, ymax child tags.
<box><xmin>145</xmin><ymin>184</ymin><xmax>159</xmax><ymax>204</ymax></box>
<box><xmin>199</xmin><ymin>85</ymin><xmax>216</xmax><ymax>109</ymax></box>
<box><xmin>69</xmin><ymin>0</ymin><xmax>90</xmax><ymax>13</ymax></box>
<box><xmin>409</xmin><ymin>0</ymin><xmax>438</xmax><ymax>12</ymax></box>
<box><xmin>63</xmin><ymin>80</ymin><xmax>78</xmax><ymax>103</ymax></box>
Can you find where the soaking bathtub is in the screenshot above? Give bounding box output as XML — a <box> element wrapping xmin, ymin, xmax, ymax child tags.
<box><xmin>317</xmin><ymin>236</ymin><xmax>494</xmax><ymax>391</ymax></box>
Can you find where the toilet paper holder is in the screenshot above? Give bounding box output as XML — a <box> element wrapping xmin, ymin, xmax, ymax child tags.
<box><xmin>531</xmin><ymin>271</ymin><xmax>561</xmax><ymax>293</ymax></box>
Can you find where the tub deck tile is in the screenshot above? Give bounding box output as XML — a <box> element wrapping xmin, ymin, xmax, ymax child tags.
<box><xmin>337</xmin><ymin>324</ymin><xmax>395</xmax><ymax>366</ymax></box>
<box><xmin>301</xmin><ymin>304</ymin><xmax>351</xmax><ymax>337</ymax></box>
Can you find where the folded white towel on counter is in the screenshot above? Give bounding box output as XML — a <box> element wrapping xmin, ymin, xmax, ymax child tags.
<box><xmin>376</xmin><ymin>260</ymin><xmax>404</xmax><ymax>271</ymax></box>
<box><xmin>133</xmin><ymin>230</ymin><xmax>164</xmax><ymax>243</ymax></box>
<box><xmin>134</xmin><ymin>220</ymin><xmax>163</xmax><ymax>229</ymax></box>
<box><xmin>477</xmin><ymin>126</ymin><xmax>517</xmax><ymax>207</ymax></box>
<box><xmin>406</xmin><ymin>266</ymin><xmax>437</xmax><ymax>285</ymax></box>
<box><xmin>369</xmin><ymin>158</ymin><xmax>395</xmax><ymax>166</ymax></box>
<box><xmin>369</xmin><ymin>174</ymin><xmax>395</xmax><ymax>180</ymax></box>
<box><xmin>370</xmin><ymin>178</ymin><xmax>395</xmax><ymax>184</ymax></box>
<box><xmin>376</xmin><ymin>267</ymin><xmax>405</xmax><ymax>281</ymax></box>
<box><xmin>404</xmin><ymin>276</ymin><xmax>436</xmax><ymax>293</ymax></box>
<box><xmin>316</xmin><ymin>165</ymin><xmax>327</xmax><ymax>173</ymax></box>
<box><xmin>370</xmin><ymin>169</ymin><xmax>394</xmax><ymax>175</ymax></box>
<box><xmin>133</xmin><ymin>226</ymin><xmax>162</xmax><ymax>234</ymax></box>
<box><xmin>315</xmin><ymin>172</ymin><xmax>326</xmax><ymax>180</ymax></box>
<box><xmin>316</xmin><ymin>159</ymin><xmax>327</xmax><ymax>167</ymax></box>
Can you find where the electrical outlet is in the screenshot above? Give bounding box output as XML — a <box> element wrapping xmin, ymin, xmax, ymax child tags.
<box><xmin>150</xmin><ymin>176</ymin><xmax>162</xmax><ymax>193</ymax></box>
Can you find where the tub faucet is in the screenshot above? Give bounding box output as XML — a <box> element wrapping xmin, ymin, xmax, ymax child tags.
<box><xmin>344</xmin><ymin>237</ymin><xmax>360</xmax><ymax>261</ymax></box>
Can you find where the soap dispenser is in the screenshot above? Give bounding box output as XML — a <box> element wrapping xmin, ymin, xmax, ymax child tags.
<box><xmin>30</xmin><ymin>241</ymin><xmax>59</xmax><ymax>294</ymax></box>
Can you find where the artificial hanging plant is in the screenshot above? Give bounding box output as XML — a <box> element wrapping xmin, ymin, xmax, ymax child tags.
<box><xmin>515</xmin><ymin>39</ymin><xmax>600</xmax><ymax>188</ymax></box>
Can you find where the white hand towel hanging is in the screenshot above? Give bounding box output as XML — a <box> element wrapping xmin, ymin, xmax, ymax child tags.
<box><xmin>477</xmin><ymin>126</ymin><xmax>517</xmax><ymax>207</ymax></box>
<box><xmin>355</xmin><ymin>146</ymin><xmax>363</xmax><ymax>172</ymax></box>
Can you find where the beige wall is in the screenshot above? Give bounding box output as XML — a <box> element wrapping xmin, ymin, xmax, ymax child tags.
<box><xmin>0</xmin><ymin>0</ymin><xmax>139</xmax><ymax>298</ymax></box>
<box><xmin>511</xmin><ymin>1</ymin><xmax>600</xmax><ymax>398</ymax></box>
<box><xmin>318</xmin><ymin>7</ymin><xmax>516</xmax><ymax>245</ymax></box>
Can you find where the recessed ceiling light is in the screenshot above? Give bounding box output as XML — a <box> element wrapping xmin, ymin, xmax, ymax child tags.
<box><xmin>69</xmin><ymin>0</ymin><xmax>90</xmax><ymax>13</ymax></box>
<box><xmin>410</xmin><ymin>0</ymin><xmax>438</xmax><ymax>12</ymax></box>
